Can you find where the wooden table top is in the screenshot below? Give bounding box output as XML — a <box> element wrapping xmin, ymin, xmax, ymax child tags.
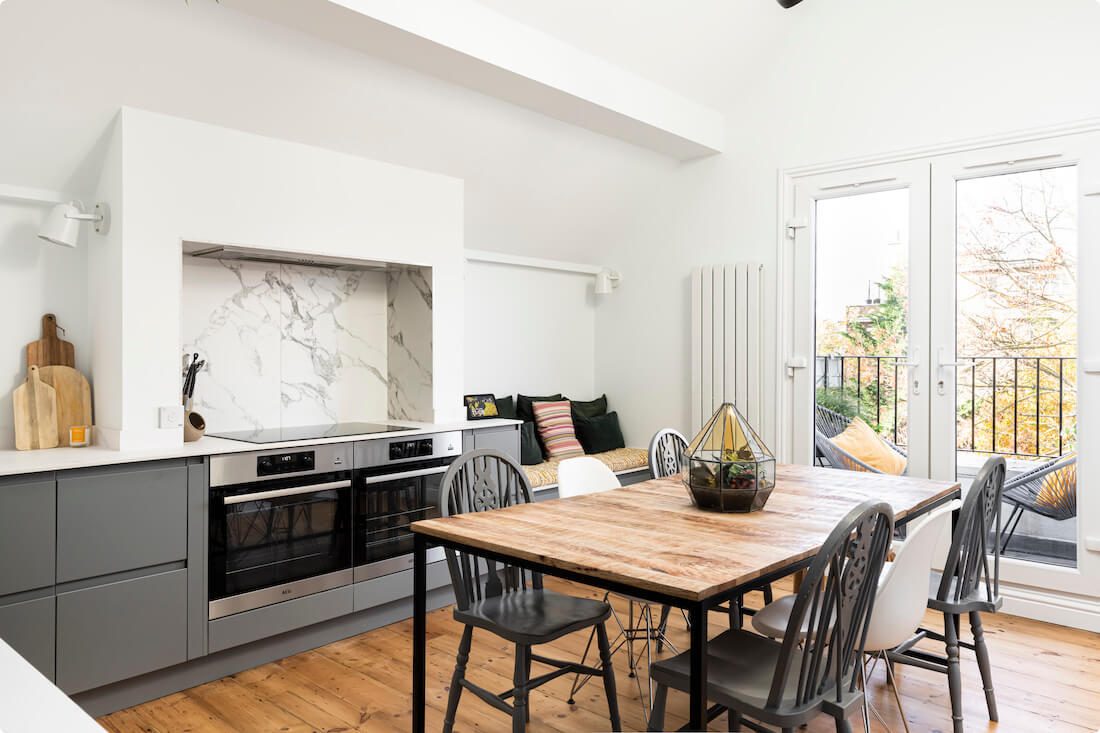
<box><xmin>412</xmin><ymin>464</ymin><xmax>960</xmax><ymax>602</ymax></box>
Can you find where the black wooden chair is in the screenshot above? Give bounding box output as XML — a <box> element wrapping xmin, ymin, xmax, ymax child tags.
<box><xmin>439</xmin><ymin>449</ymin><xmax>621</xmax><ymax>733</ymax></box>
<box><xmin>647</xmin><ymin>499</ymin><xmax>895</xmax><ymax>733</ymax></box>
<box><xmin>888</xmin><ymin>456</ymin><xmax>1006</xmax><ymax>733</ymax></box>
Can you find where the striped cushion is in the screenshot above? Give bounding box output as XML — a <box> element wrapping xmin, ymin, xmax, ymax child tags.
<box><xmin>532</xmin><ymin>400</ymin><xmax>585</xmax><ymax>460</ymax></box>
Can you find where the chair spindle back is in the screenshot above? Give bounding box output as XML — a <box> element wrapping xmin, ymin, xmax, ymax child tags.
<box><xmin>938</xmin><ymin>456</ymin><xmax>1006</xmax><ymax>604</ymax></box>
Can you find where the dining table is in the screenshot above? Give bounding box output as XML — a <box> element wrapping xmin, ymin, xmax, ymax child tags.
<box><xmin>411</xmin><ymin>464</ymin><xmax>961</xmax><ymax>732</ymax></box>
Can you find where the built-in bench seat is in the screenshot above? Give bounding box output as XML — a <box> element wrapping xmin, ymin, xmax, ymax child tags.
<box><xmin>524</xmin><ymin>447</ymin><xmax>651</xmax><ymax>492</ymax></box>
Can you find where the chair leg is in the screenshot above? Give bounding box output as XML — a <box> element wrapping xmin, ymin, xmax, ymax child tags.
<box><xmin>512</xmin><ymin>644</ymin><xmax>530</xmax><ymax>733</ymax></box>
<box><xmin>728</xmin><ymin>595</ymin><xmax>743</xmax><ymax>631</ymax></box>
<box><xmin>727</xmin><ymin>709</ymin><xmax>742</xmax><ymax>731</ymax></box>
<box><xmin>525</xmin><ymin>646</ymin><xmax>533</xmax><ymax>723</ymax></box>
<box><xmin>762</xmin><ymin>583</ymin><xmax>774</xmax><ymax>604</ymax></box>
<box><xmin>647</xmin><ymin>683</ymin><xmax>668</xmax><ymax>732</ymax></box>
<box><xmin>443</xmin><ymin>625</ymin><xmax>472</xmax><ymax>733</ymax></box>
<box><xmin>883</xmin><ymin>650</ymin><xmax>911</xmax><ymax>733</ymax></box>
<box><xmin>597</xmin><ymin>622</ymin><xmax>622</xmax><ymax>732</ymax></box>
<box><xmin>970</xmin><ymin>611</ymin><xmax>999</xmax><ymax>722</ymax></box>
<box><xmin>943</xmin><ymin>612</ymin><xmax>965</xmax><ymax>733</ymax></box>
<box><xmin>626</xmin><ymin>600</ymin><xmax>637</xmax><ymax>678</ymax></box>
<box><xmin>835</xmin><ymin>717</ymin><xmax>854</xmax><ymax>733</ymax></box>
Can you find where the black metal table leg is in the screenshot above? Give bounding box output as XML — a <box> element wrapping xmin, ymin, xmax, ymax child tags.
<box><xmin>688</xmin><ymin>602</ymin><xmax>708</xmax><ymax>731</ymax></box>
<box><xmin>413</xmin><ymin>533</ymin><xmax>427</xmax><ymax>733</ymax></box>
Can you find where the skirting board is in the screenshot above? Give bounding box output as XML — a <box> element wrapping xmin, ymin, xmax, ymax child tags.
<box><xmin>1000</xmin><ymin>583</ymin><xmax>1100</xmax><ymax>633</ymax></box>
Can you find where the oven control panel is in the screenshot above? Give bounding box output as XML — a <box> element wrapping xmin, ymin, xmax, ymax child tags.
<box><xmin>257</xmin><ymin>450</ymin><xmax>316</xmax><ymax>476</ymax></box>
<box><xmin>389</xmin><ymin>438</ymin><xmax>436</xmax><ymax>461</ymax></box>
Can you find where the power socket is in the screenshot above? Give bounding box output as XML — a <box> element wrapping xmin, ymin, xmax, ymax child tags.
<box><xmin>159</xmin><ymin>405</ymin><xmax>185</xmax><ymax>429</ymax></box>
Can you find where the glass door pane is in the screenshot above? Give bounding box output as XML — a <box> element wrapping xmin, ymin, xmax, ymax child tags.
<box><xmin>953</xmin><ymin>166</ymin><xmax>1078</xmax><ymax>567</ymax></box>
<box><xmin>815</xmin><ymin>189</ymin><xmax>911</xmax><ymax>453</ymax></box>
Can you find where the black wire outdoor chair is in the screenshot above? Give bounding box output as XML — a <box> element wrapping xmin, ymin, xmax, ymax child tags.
<box><xmin>814</xmin><ymin>404</ymin><xmax>908</xmax><ymax>474</ymax></box>
<box><xmin>999</xmin><ymin>452</ymin><xmax>1077</xmax><ymax>553</ymax></box>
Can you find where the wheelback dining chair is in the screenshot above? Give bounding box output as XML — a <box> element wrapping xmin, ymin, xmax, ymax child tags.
<box><xmin>647</xmin><ymin>499</ymin><xmax>896</xmax><ymax>733</ymax></box>
<box><xmin>888</xmin><ymin>455</ymin><xmax>1007</xmax><ymax>733</ymax></box>
<box><xmin>438</xmin><ymin>449</ymin><xmax>621</xmax><ymax>733</ymax></box>
<box><xmin>648</xmin><ymin>427</ymin><xmax>775</xmax><ymax>637</ymax></box>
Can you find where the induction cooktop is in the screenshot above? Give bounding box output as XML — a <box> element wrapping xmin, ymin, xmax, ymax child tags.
<box><xmin>207</xmin><ymin>422</ymin><xmax>415</xmax><ymax>444</ymax></box>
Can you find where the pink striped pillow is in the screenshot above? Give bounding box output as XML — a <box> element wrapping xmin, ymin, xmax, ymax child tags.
<box><xmin>532</xmin><ymin>400</ymin><xmax>585</xmax><ymax>460</ymax></box>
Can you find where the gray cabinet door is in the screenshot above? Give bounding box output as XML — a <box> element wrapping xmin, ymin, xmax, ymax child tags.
<box><xmin>56</xmin><ymin>569</ymin><xmax>188</xmax><ymax>694</ymax></box>
<box><xmin>472</xmin><ymin>425</ymin><xmax>521</xmax><ymax>462</ymax></box>
<box><xmin>57</xmin><ymin>462</ymin><xmax>188</xmax><ymax>583</ymax></box>
<box><xmin>0</xmin><ymin>476</ymin><xmax>55</xmax><ymax>597</ymax></box>
<box><xmin>0</xmin><ymin>596</ymin><xmax>55</xmax><ymax>681</ymax></box>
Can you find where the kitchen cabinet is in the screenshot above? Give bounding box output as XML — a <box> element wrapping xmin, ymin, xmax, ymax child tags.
<box><xmin>57</xmin><ymin>461</ymin><xmax>188</xmax><ymax>583</ymax></box>
<box><xmin>0</xmin><ymin>474</ymin><xmax>55</xmax><ymax>598</ymax></box>
<box><xmin>0</xmin><ymin>596</ymin><xmax>55</xmax><ymax>681</ymax></box>
<box><xmin>56</xmin><ymin>569</ymin><xmax>188</xmax><ymax>694</ymax></box>
<box><xmin>464</xmin><ymin>424</ymin><xmax>521</xmax><ymax>462</ymax></box>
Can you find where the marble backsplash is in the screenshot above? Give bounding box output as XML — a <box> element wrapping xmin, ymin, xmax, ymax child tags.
<box><xmin>181</xmin><ymin>258</ymin><xmax>433</xmax><ymax>433</ymax></box>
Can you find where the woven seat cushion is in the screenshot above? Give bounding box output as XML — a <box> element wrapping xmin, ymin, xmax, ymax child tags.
<box><xmin>524</xmin><ymin>447</ymin><xmax>649</xmax><ymax>488</ymax></box>
<box><xmin>828</xmin><ymin>417</ymin><xmax>906</xmax><ymax>475</ymax></box>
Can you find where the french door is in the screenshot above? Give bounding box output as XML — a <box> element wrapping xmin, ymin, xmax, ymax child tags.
<box><xmin>787</xmin><ymin>132</ymin><xmax>1100</xmax><ymax>612</ymax></box>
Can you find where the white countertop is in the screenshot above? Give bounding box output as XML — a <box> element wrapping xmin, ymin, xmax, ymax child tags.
<box><xmin>0</xmin><ymin>419</ymin><xmax>522</xmax><ymax>478</ymax></box>
<box><xmin>0</xmin><ymin>638</ymin><xmax>102</xmax><ymax>733</ymax></box>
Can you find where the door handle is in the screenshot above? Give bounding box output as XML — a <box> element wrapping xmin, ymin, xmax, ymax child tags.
<box><xmin>936</xmin><ymin>347</ymin><xmax>977</xmax><ymax>395</ymax></box>
<box><xmin>223</xmin><ymin>480</ymin><xmax>352</xmax><ymax>505</ymax></box>
<box><xmin>890</xmin><ymin>347</ymin><xmax>921</xmax><ymax>395</ymax></box>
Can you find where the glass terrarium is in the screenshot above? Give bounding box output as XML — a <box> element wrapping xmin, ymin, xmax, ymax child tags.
<box><xmin>682</xmin><ymin>402</ymin><xmax>776</xmax><ymax>512</ymax></box>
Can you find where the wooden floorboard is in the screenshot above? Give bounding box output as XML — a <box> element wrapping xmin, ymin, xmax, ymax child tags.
<box><xmin>98</xmin><ymin>578</ymin><xmax>1100</xmax><ymax>732</ymax></box>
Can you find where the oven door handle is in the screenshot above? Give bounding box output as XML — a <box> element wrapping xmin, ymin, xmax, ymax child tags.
<box><xmin>361</xmin><ymin>465</ymin><xmax>450</xmax><ymax>484</ymax></box>
<box><xmin>223</xmin><ymin>480</ymin><xmax>352</xmax><ymax>505</ymax></box>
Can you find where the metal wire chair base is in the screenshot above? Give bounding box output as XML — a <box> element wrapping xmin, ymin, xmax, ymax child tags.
<box><xmin>567</xmin><ymin>595</ymin><xmax>679</xmax><ymax>725</ymax></box>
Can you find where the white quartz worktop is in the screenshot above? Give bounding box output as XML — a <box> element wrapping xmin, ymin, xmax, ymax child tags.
<box><xmin>0</xmin><ymin>419</ymin><xmax>521</xmax><ymax>478</ymax></box>
<box><xmin>0</xmin><ymin>638</ymin><xmax>102</xmax><ymax>733</ymax></box>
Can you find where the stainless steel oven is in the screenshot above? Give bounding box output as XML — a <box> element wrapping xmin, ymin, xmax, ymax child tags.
<box><xmin>208</xmin><ymin>444</ymin><xmax>353</xmax><ymax>619</ymax></box>
<box><xmin>352</xmin><ymin>431</ymin><xmax>460</xmax><ymax>581</ymax></box>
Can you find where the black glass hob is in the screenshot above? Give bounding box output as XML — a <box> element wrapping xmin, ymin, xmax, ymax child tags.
<box><xmin>208</xmin><ymin>422</ymin><xmax>415</xmax><ymax>444</ymax></box>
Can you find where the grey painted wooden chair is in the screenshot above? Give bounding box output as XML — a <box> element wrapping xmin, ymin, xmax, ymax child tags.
<box><xmin>648</xmin><ymin>428</ymin><xmax>688</xmax><ymax>481</ymax></box>
<box><xmin>439</xmin><ymin>449</ymin><xmax>621</xmax><ymax>733</ymax></box>
<box><xmin>647</xmin><ymin>499</ymin><xmax>895</xmax><ymax>733</ymax></box>
<box><xmin>888</xmin><ymin>455</ymin><xmax>1006</xmax><ymax>733</ymax></box>
<box><xmin>815</xmin><ymin>404</ymin><xmax>908</xmax><ymax>473</ymax></box>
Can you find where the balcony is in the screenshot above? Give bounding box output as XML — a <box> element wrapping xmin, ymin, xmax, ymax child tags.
<box><xmin>815</xmin><ymin>353</ymin><xmax>1078</xmax><ymax>567</ymax></box>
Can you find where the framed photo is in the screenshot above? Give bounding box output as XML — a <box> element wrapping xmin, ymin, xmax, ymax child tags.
<box><xmin>464</xmin><ymin>393</ymin><xmax>500</xmax><ymax>420</ymax></box>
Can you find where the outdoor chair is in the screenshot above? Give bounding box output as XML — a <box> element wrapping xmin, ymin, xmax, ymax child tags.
<box><xmin>1000</xmin><ymin>452</ymin><xmax>1077</xmax><ymax>553</ymax></box>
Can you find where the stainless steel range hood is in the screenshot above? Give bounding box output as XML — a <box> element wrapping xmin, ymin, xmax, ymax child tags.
<box><xmin>182</xmin><ymin>240</ymin><xmax>388</xmax><ymax>271</ymax></box>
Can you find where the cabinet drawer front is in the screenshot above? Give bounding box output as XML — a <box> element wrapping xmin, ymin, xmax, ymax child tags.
<box><xmin>0</xmin><ymin>478</ymin><xmax>55</xmax><ymax>597</ymax></box>
<box><xmin>0</xmin><ymin>596</ymin><xmax>55</xmax><ymax>681</ymax></box>
<box><xmin>57</xmin><ymin>569</ymin><xmax>187</xmax><ymax>694</ymax></box>
<box><xmin>57</xmin><ymin>463</ymin><xmax>187</xmax><ymax>582</ymax></box>
<box><xmin>473</xmin><ymin>425</ymin><xmax>521</xmax><ymax>460</ymax></box>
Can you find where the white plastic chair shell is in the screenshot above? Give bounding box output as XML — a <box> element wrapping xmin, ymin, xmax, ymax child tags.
<box><xmin>557</xmin><ymin>456</ymin><xmax>622</xmax><ymax>498</ymax></box>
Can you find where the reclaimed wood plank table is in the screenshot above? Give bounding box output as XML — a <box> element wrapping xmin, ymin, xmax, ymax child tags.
<box><xmin>411</xmin><ymin>464</ymin><xmax>961</xmax><ymax>732</ymax></box>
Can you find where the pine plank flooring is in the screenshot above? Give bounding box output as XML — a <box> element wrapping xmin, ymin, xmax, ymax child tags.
<box><xmin>98</xmin><ymin>577</ymin><xmax>1100</xmax><ymax>732</ymax></box>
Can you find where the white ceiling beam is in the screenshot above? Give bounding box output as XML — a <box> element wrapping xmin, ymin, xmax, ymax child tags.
<box><xmin>221</xmin><ymin>0</ymin><xmax>725</xmax><ymax>160</ymax></box>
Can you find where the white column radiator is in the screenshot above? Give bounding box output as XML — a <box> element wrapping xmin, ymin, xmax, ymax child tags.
<box><xmin>690</xmin><ymin>264</ymin><xmax>766</xmax><ymax>430</ymax></box>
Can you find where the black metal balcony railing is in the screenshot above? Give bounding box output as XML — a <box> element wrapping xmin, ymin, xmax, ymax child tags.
<box><xmin>815</xmin><ymin>354</ymin><xmax>1077</xmax><ymax>459</ymax></box>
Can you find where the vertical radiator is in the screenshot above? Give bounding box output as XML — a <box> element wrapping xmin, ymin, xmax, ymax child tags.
<box><xmin>691</xmin><ymin>264</ymin><xmax>766</xmax><ymax>431</ymax></box>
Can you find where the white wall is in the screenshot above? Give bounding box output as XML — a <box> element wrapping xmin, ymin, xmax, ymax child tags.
<box><xmin>464</xmin><ymin>261</ymin><xmax>597</xmax><ymax>402</ymax></box>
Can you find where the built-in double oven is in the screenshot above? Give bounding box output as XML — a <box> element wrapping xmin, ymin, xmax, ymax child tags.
<box><xmin>208</xmin><ymin>431</ymin><xmax>459</xmax><ymax>620</ymax></box>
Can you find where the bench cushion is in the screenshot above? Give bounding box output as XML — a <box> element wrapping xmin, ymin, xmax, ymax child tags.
<box><xmin>524</xmin><ymin>447</ymin><xmax>649</xmax><ymax>488</ymax></box>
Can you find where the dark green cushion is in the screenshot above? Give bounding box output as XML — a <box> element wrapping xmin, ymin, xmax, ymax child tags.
<box><xmin>519</xmin><ymin>422</ymin><xmax>544</xmax><ymax>465</ymax></box>
<box><xmin>495</xmin><ymin>395</ymin><xmax>517</xmax><ymax>420</ymax></box>
<box><xmin>517</xmin><ymin>393</ymin><xmax>562</xmax><ymax>423</ymax></box>
<box><xmin>570</xmin><ymin>394</ymin><xmax>608</xmax><ymax>420</ymax></box>
<box><xmin>575</xmin><ymin>411</ymin><xmax>626</xmax><ymax>454</ymax></box>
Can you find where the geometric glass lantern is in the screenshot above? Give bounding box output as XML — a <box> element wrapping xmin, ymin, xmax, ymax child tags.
<box><xmin>682</xmin><ymin>402</ymin><xmax>776</xmax><ymax>512</ymax></box>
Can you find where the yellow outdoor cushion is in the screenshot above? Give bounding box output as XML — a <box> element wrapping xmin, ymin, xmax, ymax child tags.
<box><xmin>828</xmin><ymin>417</ymin><xmax>906</xmax><ymax>475</ymax></box>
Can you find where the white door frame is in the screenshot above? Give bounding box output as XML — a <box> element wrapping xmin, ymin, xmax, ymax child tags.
<box><xmin>777</xmin><ymin>118</ymin><xmax>1100</xmax><ymax>630</ymax></box>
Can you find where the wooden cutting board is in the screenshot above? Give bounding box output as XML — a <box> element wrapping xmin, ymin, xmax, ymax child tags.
<box><xmin>13</xmin><ymin>366</ymin><xmax>59</xmax><ymax>450</ymax></box>
<box><xmin>26</xmin><ymin>313</ymin><xmax>75</xmax><ymax>369</ymax></box>
<box><xmin>38</xmin><ymin>365</ymin><xmax>92</xmax><ymax>447</ymax></box>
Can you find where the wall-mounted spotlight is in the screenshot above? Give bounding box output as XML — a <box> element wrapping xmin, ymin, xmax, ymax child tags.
<box><xmin>594</xmin><ymin>269</ymin><xmax>622</xmax><ymax>295</ymax></box>
<box><xmin>38</xmin><ymin>201</ymin><xmax>110</xmax><ymax>248</ymax></box>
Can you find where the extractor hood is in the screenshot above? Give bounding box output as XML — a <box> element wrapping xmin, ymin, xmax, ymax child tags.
<box><xmin>182</xmin><ymin>240</ymin><xmax>388</xmax><ymax>271</ymax></box>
